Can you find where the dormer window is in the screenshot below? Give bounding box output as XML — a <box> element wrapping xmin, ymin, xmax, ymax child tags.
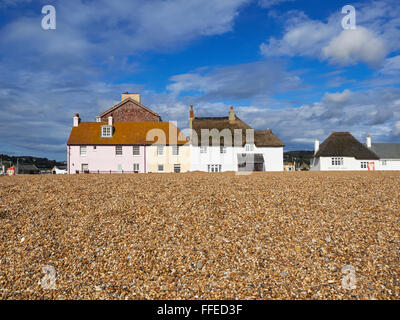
<box><xmin>101</xmin><ymin>125</ymin><xmax>113</xmax><ymax>138</ymax></box>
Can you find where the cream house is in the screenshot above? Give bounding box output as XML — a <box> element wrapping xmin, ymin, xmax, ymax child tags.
<box><xmin>146</xmin><ymin>144</ymin><xmax>190</xmax><ymax>173</ymax></box>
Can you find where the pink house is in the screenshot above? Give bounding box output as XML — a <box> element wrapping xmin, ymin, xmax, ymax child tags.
<box><xmin>66</xmin><ymin>114</ymin><xmax>187</xmax><ymax>174</ymax></box>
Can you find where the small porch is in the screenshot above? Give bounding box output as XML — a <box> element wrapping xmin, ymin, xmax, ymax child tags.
<box><xmin>237</xmin><ymin>153</ymin><xmax>265</xmax><ymax>172</ymax></box>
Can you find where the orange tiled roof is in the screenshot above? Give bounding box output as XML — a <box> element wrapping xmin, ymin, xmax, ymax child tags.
<box><xmin>67</xmin><ymin>122</ymin><xmax>189</xmax><ymax>145</ymax></box>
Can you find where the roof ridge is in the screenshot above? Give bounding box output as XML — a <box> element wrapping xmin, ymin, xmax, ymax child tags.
<box><xmin>99</xmin><ymin>97</ymin><xmax>160</xmax><ymax>118</ymax></box>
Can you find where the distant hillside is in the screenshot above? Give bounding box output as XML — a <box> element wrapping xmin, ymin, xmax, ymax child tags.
<box><xmin>284</xmin><ymin>150</ymin><xmax>314</xmax><ymax>165</ymax></box>
<box><xmin>0</xmin><ymin>154</ymin><xmax>65</xmax><ymax>169</ymax></box>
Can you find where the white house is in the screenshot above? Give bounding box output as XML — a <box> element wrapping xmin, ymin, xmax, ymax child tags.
<box><xmin>52</xmin><ymin>165</ymin><xmax>68</xmax><ymax>174</ymax></box>
<box><xmin>310</xmin><ymin>131</ymin><xmax>400</xmax><ymax>171</ymax></box>
<box><xmin>189</xmin><ymin>106</ymin><xmax>284</xmax><ymax>172</ymax></box>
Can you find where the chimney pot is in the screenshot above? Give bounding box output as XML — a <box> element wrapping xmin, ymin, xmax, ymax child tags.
<box><xmin>229</xmin><ymin>106</ymin><xmax>235</xmax><ymax>122</ymax></box>
<box><xmin>108</xmin><ymin>114</ymin><xmax>113</xmax><ymax>126</ymax></box>
<box><xmin>366</xmin><ymin>134</ymin><xmax>372</xmax><ymax>148</ymax></box>
<box><xmin>73</xmin><ymin>114</ymin><xmax>80</xmax><ymax>127</ymax></box>
<box><xmin>190</xmin><ymin>105</ymin><xmax>194</xmax><ymax>119</ymax></box>
<box><xmin>314</xmin><ymin>139</ymin><xmax>320</xmax><ymax>155</ymax></box>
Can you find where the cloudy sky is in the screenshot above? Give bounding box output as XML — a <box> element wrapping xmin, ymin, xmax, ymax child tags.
<box><xmin>0</xmin><ymin>0</ymin><xmax>399</xmax><ymax>160</ymax></box>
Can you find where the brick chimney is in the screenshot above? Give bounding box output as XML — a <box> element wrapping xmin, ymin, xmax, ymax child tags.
<box><xmin>189</xmin><ymin>105</ymin><xmax>194</xmax><ymax>129</ymax></box>
<box><xmin>121</xmin><ymin>92</ymin><xmax>141</xmax><ymax>103</ymax></box>
<box><xmin>229</xmin><ymin>106</ymin><xmax>236</xmax><ymax>123</ymax></box>
<box><xmin>108</xmin><ymin>114</ymin><xmax>113</xmax><ymax>126</ymax></box>
<box><xmin>189</xmin><ymin>105</ymin><xmax>194</xmax><ymax>142</ymax></box>
<box><xmin>73</xmin><ymin>114</ymin><xmax>80</xmax><ymax>127</ymax></box>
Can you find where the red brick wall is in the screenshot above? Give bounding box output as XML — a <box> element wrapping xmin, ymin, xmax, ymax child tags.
<box><xmin>100</xmin><ymin>100</ymin><xmax>160</xmax><ymax>122</ymax></box>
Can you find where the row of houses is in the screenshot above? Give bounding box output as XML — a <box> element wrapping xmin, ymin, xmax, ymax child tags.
<box><xmin>66</xmin><ymin>92</ymin><xmax>400</xmax><ymax>173</ymax></box>
<box><xmin>1</xmin><ymin>163</ymin><xmax>67</xmax><ymax>175</ymax></box>
<box><xmin>67</xmin><ymin>93</ymin><xmax>284</xmax><ymax>173</ymax></box>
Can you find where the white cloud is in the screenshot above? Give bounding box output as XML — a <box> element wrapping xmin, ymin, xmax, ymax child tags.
<box><xmin>393</xmin><ymin>121</ymin><xmax>400</xmax><ymax>136</ymax></box>
<box><xmin>167</xmin><ymin>60</ymin><xmax>302</xmax><ymax>101</ymax></box>
<box><xmin>322</xmin><ymin>89</ymin><xmax>352</xmax><ymax>103</ymax></box>
<box><xmin>258</xmin><ymin>0</ymin><xmax>294</xmax><ymax>9</ymax></box>
<box><xmin>322</xmin><ymin>27</ymin><xmax>387</xmax><ymax>67</ymax></box>
<box><xmin>380</xmin><ymin>55</ymin><xmax>400</xmax><ymax>75</ymax></box>
<box><xmin>260</xmin><ymin>13</ymin><xmax>338</xmax><ymax>58</ymax></box>
<box><xmin>260</xmin><ymin>0</ymin><xmax>400</xmax><ymax>67</ymax></box>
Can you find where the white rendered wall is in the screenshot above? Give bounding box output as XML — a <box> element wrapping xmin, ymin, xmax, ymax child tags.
<box><xmin>316</xmin><ymin>157</ymin><xmax>377</xmax><ymax>171</ymax></box>
<box><xmin>190</xmin><ymin>145</ymin><xmax>283</xmax><ymax>172</ymax></box>
<box><xmin>376</xmin><ymin>159</ymin><xmax>400</xmax><ymax>170</ymax></box>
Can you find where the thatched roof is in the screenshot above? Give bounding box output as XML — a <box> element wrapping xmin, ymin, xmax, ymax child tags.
<box><xmin>315</xmin><ymin>132</ymin><xmax>379</xmax><ymax>160</ymax></box>
<box><xmin>191</xmin><ymin>117</ymin><xmax>284</xmax><ymax>147</ymax></box>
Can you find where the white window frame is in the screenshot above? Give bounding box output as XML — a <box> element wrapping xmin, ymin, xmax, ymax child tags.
<box><xmin>361</xmin><ymin>161</ymin><xmax>368</xmax><ymax>169</ymax></box>
<box><xmin>157</xmin><ymin>145</ymin><xmax>165</xmax><ymax>156</ymax></box>
<box><xmin>133</xmin><ymin>163</ymin><xmax>140</xmax><ymax>172</ymax></box>
<box><xmin>158</xmin><ymin>164</ymin><xmax>164</xmax><ymax>172</ymax></box>
<box><xmin>220</xmin><ymin>146</ymin><xmax>227</xmax><ymax>154</ymax></box>
<box><xmin>80</xmin><ymin>146</ymin><xmax>87</xmax><ymax>156</ymax></box>
<box><xmin>116</xmin><ymin>146</ymin><xmax>123</xmax><ymax>156</ymax></box>
<box><xmin>133</xmin><ymin>146</ymin><xmax>140</xmax><ymax>156</ymax></box>
<box><xmin>81</xmin><ymin>163</ymin><xmax>88</xmax><ymax>172</ymax></box>
<box><xmin>172</xmin><ymin>145</ymin><xmax>179</xmax><ymax>156</ymax></box>
<box><xmin>200</xmin><ymin>146</ymin><xmax>207</xmax><ymax>154</ymax></box>
<box><xmin>101</xmin><ymin>125</ymin><xmax>112</xmax><ymax>138</ymax></box>
<box><xmin>331</xmin><ymin>157</ymin><xmax>343</xmax><ymax>166</ymax></box>
<box><xmin>245</xmin><ymin>144</ymin><xmax>255</xmax><ymax>152</ymax></box>
<box><xmin>381</xmin><ymin>160</ymin><xmax>387</xmax><ymax>166</ymax></box>
<box><xmin>174</xmin><ymin>164</ymin><xmax>181</xmax><ymax>173</ymax></box>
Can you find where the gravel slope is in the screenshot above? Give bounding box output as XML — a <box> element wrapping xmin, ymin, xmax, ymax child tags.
<box><xmin>0</xmin><ymin>172</ymin><xmax>399</xmax><ymax>299</ymax></box>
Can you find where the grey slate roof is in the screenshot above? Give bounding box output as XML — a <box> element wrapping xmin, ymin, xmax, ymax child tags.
<box><xmin>368</xmin><ymin>143</ymin><xmax>400</xmax><ymax>159</ymax></box>
<box><xmin>315</xmin><ymin>132</ymin><xmax>379</xmax><ymax>160</ymax></box>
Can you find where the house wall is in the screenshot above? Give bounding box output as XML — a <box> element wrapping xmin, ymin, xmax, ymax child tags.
<box><xmin>190</xmin><ymin>145</ymin><xmax>283</xmax><ymax>172</ymax></box>
<box><xmin>68</xmin><ymin>145</ymin><xmax>146</xmax><ymax>173</ymax></box>
<box><xmin>312</xmin><ymin>157</ymin><xmax>378</xmax><ymax>171</ymax></box>
<box><xmin>100</xmin><ymin>100</ymin><xmax>160</xmax><ymax>122</ymax></box>
<box><xmin>146</xmin><ymin>145</ymin><xmax>190</xmax><ymax>173</ymax></box>
<box><xmin>377</xmin><ymin>159</ymin><xmax>400</xmax><ymax>170</ymax></box>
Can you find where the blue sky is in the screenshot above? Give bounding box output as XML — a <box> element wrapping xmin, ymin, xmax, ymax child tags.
<box><xmin>0</xmin><ymin>0</ymin><xmax>399</xmax><ymax>160</ymax></box>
